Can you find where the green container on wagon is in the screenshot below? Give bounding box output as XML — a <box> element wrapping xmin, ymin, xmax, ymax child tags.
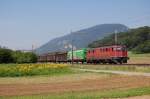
<box><xmin>67</xmin><ymin>48</ymin><xmax>87</xmax><ymax>62</ymax></box>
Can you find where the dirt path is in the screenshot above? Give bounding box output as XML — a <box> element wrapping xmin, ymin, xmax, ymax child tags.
<box><xmin>78</xmin><ymin>68</ymin><xmax>150</xmax><ymax>76</ymax></box>
<box><xmin>0</xmin><ymin>74</ymin><xmax>150</xmax><ymax>96</ymax></box>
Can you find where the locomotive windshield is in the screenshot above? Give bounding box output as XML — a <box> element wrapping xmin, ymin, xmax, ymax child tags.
<box><xmin>113</xmin><ymin>46</ymin><xmax>127</xmax><ymax>51</ymax></box>
<box><xmin>122</xmin><ymin>47</ymin><xmax>127</xmax><ymax>51</ymax></box>
<box><xmin>116</xmin><ymin>47</ymin><xmax>122</xmax><ymax>51</ymax></box>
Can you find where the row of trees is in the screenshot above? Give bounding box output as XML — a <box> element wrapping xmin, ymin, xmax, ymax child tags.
<box><xmin>88</xmin><ymin>26</ymin><xmax>150</xmax><ymax>54</ymax></box>
<box><xmin>0</xmin><ymin>47</ymin><xmax>37</xmax><ymax>63</ymax></box>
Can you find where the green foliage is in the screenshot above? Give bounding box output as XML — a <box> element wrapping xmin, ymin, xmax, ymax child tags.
<box><xmin>132</xmin><ymin>40</ymin><xmax>150</xmax><ymax>53</ymax></box>
<box><xmin>88</xmin><ymin>26</ymin><xmax>150</xmax><ymax>53</ymax></box>
<box><xmin>12</xmin><ymin>51</ymin><xmax>37</xmax><ymax>63</ymax></box>
<box><xmin>0</xmin><ymin>48</ymin><xmax>13</xmax><ymax>63</ymax></box>
<box><xmin>0</xmin><ymin>47</ymin><xmax>37</xmax><ymax>63</ymax></box>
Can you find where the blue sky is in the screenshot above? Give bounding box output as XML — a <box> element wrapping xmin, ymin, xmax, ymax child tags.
<box><xmin>0</xmin><ymin>0</ymin><xmax>150</xmax><ymax>50</ymax></box>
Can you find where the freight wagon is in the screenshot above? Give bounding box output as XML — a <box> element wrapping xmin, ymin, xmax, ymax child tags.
<box><xmin>38</xmin><ymin>54</ymin><xmax>47</xmax><ymax>62</ymax></box>
<box><xmin>55</xmin><ymin>52</ymin><xmax>67</xmax><ymax>62</ymax></box>
<box><xmin>38</xmin><ymin>52</ymin><xmax>67</xmax><ymax>63</ymax></box>
<box><xmin>67</xmin><ymin>48</ymin><xmax>87</xmax><ymax>63</ymax></box>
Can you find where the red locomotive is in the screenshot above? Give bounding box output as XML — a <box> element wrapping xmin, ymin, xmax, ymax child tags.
<box><xmin>87</xmin><ymin>45</ymin><xmax>128</xmax><ymax>64</ymax></box>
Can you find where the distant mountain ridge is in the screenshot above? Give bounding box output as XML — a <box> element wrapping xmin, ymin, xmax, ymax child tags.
<box><xmin>36</xmin><ymin>24</ymin><xmax>128</xmax><ymax>54</ymax></box>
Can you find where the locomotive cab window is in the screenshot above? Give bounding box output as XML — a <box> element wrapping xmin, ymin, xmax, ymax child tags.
<box><xmin>117</xmin><ymin>47</ymin><xmax>122</xmax><ymax>51</ymax></box>
<box><xmin>122</xmin><ymin>47</ymin><xmax>127</xmax><ymax>51</ymax></box>
<box><xmin>113</xmin><ymin>48</ymin><xmax>117</xmax><ymax>51</ymax></box>
<box><xmin>113</xmin><ymin>47</ymin><xmax>122</xmax><ymax>51</ymax></box>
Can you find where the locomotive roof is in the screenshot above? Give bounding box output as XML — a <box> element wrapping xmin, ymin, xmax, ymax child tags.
<box><xmin>88</xmin><ymin>45</ymin><xmax>126</xmax><ymax>50</ymax></box>
<box><xmin>39</xmin><ymin>51</ymin><xmax>67</xmax><ymax>56</ymax></box>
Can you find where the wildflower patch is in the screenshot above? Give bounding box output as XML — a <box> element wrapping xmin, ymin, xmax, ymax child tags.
<box><xmin>0</xmin><ymin>63</ymin><xmax>72</xmax><ymax>77</ymax></box>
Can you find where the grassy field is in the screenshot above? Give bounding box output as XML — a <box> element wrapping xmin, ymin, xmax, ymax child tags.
<box><xmin>0</xmin><ymin>68</ymin><xmax>150</xmax><ymax>99</ymax></box>
<box><xmin>0</xmin><ymin>72</ymin><xmax>106</xmax><ymax>84</ymax></box>
<box><xmin>2</xmin><ymin>87</ymin><xmax>150</xmax><ymax>99</ymax></box>
<box><xmin>0</xmin><ymin>67</ymin><xmax>150</xmax><ymax>99</ymax></box>
<box><xmin>0</xmin><ymin>63</ymin><xmax>74</xmax><ymax>77</ymax></box>
<box><xmin>128</xmin><ymin>51</ymin><xmax>150</xmax><ymax>57</ymax></box>
<box><xmin>73</xmin><ymin>64</ymin><xmax>150</xmax><ymax>73</ymax></box>
<box><xmin>0</xmin><ymin>52</ymin><xmax>150</xmax><ymax>99</ymax></box>
<box><xmin>128</xmin><ymin>52</ymin><xmax>150</xmax><ymax>64</ymax></box>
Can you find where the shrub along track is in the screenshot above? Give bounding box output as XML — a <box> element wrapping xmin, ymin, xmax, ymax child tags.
<box><xmin>0</xmin><ymin>74</ymin><xmax>150</xmax><ymax>96</ymax></box>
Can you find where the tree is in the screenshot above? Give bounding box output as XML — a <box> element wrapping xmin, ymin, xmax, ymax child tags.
<box><xmin>12</xmin><ymin>51</ymin><xmax>37</xmax><ymax>63</ymax></box>
<box><xmin>132</xmin><ymin>40</ymin><xmax>150</xmax><ymax>53</ymax></box>
<box><xmin>0</xmin><ymin>48</ymin><xmax>13</xmax><ymax>63</ymax></box>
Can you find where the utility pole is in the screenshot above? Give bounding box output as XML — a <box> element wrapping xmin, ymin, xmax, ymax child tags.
<box><xmin>32</xmin><ymin>44</ymin><xmax>34</xmax><ymax>52</ymax></box>
<box><xmin>114</xmin><ymin>30</ymin><xmax>118</xmax><ymax>59</ymax></box>
<box><xmin>71</xmin><ymin>39</ymin><xmax>74</xmax><ymax>65</ymax></box>
<box><xmin>115</xmin><ymin>30</ymin><xmax>118</xmax><ymax>45</ymax></box>
<box><xmin>71</xmin><ymin>30</ymin><xmax>74</xmax><ymax>65</ymax></box>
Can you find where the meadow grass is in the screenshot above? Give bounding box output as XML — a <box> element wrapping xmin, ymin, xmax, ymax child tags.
<box><xmin>0</xmin><ymin>72</ymin><xmax>109</xmax><ymax>84</ymax></box>
<box><xmin>0</xmin><ymin>63</ymin><xmax>74</xmax><ymax>77</ymax></box>
<box><xmin>74</xmin><ymin>64</ymin><xmax>150</xmax><ymax>73</ymax></box>
<box><xmin>128</xmin><ymin>51</ymin><xmax>150</xmax><ymax>64</ymax></box>
<box><xmin>2</xmin><ymin>87</ymin><xmax>150</xmax><ymax>99</ymax></box>
<box><xmin>128</xmin><ymin>51</ymin><xmax>150</xmax><ymax>57</ymax></box>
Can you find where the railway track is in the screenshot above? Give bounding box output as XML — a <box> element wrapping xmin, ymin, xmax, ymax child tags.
<box><xmin>119</xmin><ymin>64</ymin><xmax>150</xmax><ymax>66</ymax></box>
<box><xmin>39</xmin><ymin>62</ymin><xmax>150</xmax><ymax>66</ymax></box>
<box><xmin>72</xmin><ymin>63</ymin><xmax>150</xmax><ymax>66</ymax></box>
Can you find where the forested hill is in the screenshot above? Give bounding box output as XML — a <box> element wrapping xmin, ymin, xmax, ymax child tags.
<box><xmin>36</xmin><ymin>24</ymin><xmax>128</xmax><ymax>54</ymax></box>
<box><xmin>88</xmin><ymin>26</ymin><xmax>150</xmax><ymax>53</ymax></box>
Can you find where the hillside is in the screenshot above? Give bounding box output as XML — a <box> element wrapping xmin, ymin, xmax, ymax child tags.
<box><xmin>88</xmin><ymin>26</ymin><xmax>150</xmax><ymax>53</ymax></box>
<box><xmin>36</xmin><ymin>24</ymin><xmax>128</xmax><ymax>54</ymax></box>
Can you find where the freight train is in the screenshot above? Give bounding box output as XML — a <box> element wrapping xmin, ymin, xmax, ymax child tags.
<box><xmin>38</xmin><ymin>45</ymin><xmax>129</xmax><ymax>64</ymax></box>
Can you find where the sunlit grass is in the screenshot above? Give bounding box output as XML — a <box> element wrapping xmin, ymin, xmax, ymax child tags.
<box><xmin>74</xmin><ymin>64</ymin><xmax>150</xmax><ymax>73</ymax></box>
<box><xmin>128</xmin><ymin>51</ymin><xmax>150</xmax><ymax>57</ymax></box>
<box><xmin>0</xmin><ymin>63</ymin><xmax>73</xmax><ymax>77</ymax></box>
<box><xmin>128</xmin><ymin>51</ymin><xmax>150</xmax><ymax>64</ymax></box>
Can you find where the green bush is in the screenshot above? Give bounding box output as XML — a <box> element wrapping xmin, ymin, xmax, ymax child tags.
<box><xmin>132</xmin><ymin>40</ymin><xmax>150</xmax><ymax>53</ymax></box>
<box><xmin>0</xmin><ymin>47</ymin><xmax>37</xmax><ymax>63</ymax></box>
<box><xmin>0</xmin><ymin>48</ymin><xmax>13</xmax><ymax>63</ymax></box>
<box><xmin>12</xmin><ymin>51</ymin><xmax>37</xmax><ymax>63</ymax></box>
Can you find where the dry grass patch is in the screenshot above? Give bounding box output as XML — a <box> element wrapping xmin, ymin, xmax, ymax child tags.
<box><xmin>128</xmin><ymin>57</ymin><xmax>150</xmax><ymax>64</ymax></box>
<box><xmin>0</xmin><ymin>74</ymin><xmax>150</xmax><ymax>96</ymax></box>
<box><xmin>128</xmin><ymin>52</ymin><xmax>150</xmax><ymax>64</ymax></box>
<box><xmin>0</xmin><ymin>73</ymin><xmax>109</xmax><ymax>84</ymax></box>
